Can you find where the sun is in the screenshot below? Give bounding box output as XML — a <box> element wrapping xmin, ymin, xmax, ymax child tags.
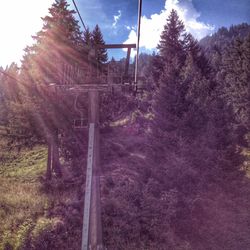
<box><xmin>0</xmin><ymin>0</ymin><xmax>54</xmax><ymax>67</ymax></box>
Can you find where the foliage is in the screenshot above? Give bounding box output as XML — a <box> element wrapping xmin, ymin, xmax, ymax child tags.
<box><xmin>145</xmin><ymin>9</ymin><xmax>249</xmax><ymax>249</ymax></box>
<box><xmin>20</xmin><ymin>0</ymin><xmax>86</xmax><ymax>135</ymax></box>
<box><xmin>157</xmin><ymin>9</ymin><xmax>186</xmax><ymax>63</ymax></box>
<box><xmin>200</xmin><ymin>23</ymin><xmax>250</xmax><ymax>67</ymax></box>
<box><xmin>29</xmin><ymin>217</ymin><xmax>64</xmax><ymax>250</ymax></box>
<box><xmin>92</xmin><ymin>24</ymin><xmax>108</xmax><ymax>64</ymax></box>
<box><xmin>82</xmin><ymin>27</ymin><xmax>92</xmax><ymax>50</ymax></box>
<box><xmin>217</xmin><ymin>35</ymin><xmax>250</xmax><ymax>128</ymax></box>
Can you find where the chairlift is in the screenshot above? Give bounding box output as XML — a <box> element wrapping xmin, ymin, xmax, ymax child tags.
<box><xmin>73</xmin><ymin>118</ymin><xmax>88</xmax><ymax>129</ymax></box>
<box><xmin>95</xmin><ymin>0</ymin><xmax>143</xmax><ymax>94</ymax></box>
<box><xmin>73</xmin><ymin>93</ymin><xmax>88</xmax><ymax>129</ymax></box>
<box><xmin>52</xmin><ymin>0</ymin><xmax>143</xmax><ymax>90</ymax></box>
<box><xmin>50</xmin><ymin>0</ymin><xmax>143</xmax><ymax>128</ymax></box>
<box><xmin>98</xmin><ymin>44</ymin><xmax>137</xmax><ymax>94</ymax></box>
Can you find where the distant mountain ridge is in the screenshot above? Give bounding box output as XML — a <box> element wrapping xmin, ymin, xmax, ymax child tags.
<box><xmin>199</xmin><ymin>23</ymin><xmax>250</xmax><ymax>54</ymax></box>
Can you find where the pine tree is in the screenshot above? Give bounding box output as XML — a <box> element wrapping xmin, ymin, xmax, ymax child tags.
<box><xmin>0</xmin><ymin>65</ymin><xmax>41</xmax><ymax>149</ymax></box>
<box><xmin>157</xmin><ymin>9</ymin><xmax>186</xmax><ymax>65</ymax></box>
<box><xmin>22</xmin><ymin>0</ymin><xmax>85</xmax><ymax>83</ymax></box>
<box><xmin>151</xmin><ymin>10</ymin><xmax>190</xmax><ymax>157</ymax></box>
<box><xmin>218</xmin><ymin>35</ymin><xmax>250</xmax><ymax>128</ymax></box>
<box><xmin>92</xmin><ymin>24</ymin><xmax>108</xmax><ymax>64</ymax></box>
<box><xmin>150</xmin><ymin>52</ymin><xmax>164</xmax><ymax>87</ymax></box>
<box><xmin>150</xmin><ymin>8</ymin><xmax>245</xmax><ymax>218</ymax></box>
<box><xmin>182</xmin><ymin>38</ymin><xmax>213</xmax><ymax>106</ymax></box>
<box><xmin>83</xmin><ymin>27</ymin><xmax>92</xmax><ymax>47</ymax></box>
<box><xmin>148</xmin><ymin>12</ymin><xmax>247</xmax><ymax>248</ymax></box>
<box><xmin>184</xmin><ymin>34</ymin><xmax>211</xmax><ymax>78</ymax></box>
<box><xmin>19</xmin><ymin>0</ymin><xmax>89</xmax><ymax>178</ymax></box>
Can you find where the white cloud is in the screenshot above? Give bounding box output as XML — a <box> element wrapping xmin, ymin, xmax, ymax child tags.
<box><xmin>112</xmin><ymin>10</ymin><xmax>122</xmax><ymax>28</ymax></box>
<box><xmin>124</xmin><ymin>0</ymin><xmax>214</xmax><ymax>53</ymax></box>
<box><xmin>0</xmin><ymin>0</ymin><xmax>54</xmax><ymax>67</ymax></box>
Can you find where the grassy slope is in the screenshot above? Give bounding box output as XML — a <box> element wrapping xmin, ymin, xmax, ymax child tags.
<box><xmin>0</xmin><ymin>146</ymin><xmax>82</xmax><ymax>250</ymax></box>
<box><xmin>0</xmin><ymin>146</ymin><xmax>48</xmax><ymax>249</ymax></box>
<box><xmin>0</xmin><ymin>127</ymin><xmax>249</xmax><ymax>250</ymax></box>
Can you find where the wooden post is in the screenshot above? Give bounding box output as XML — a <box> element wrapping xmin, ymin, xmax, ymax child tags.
<box><xmin>124</xmin><ymin>47</ymin><xmax>131</xmax><ymax>78</ymax></box>
<box><xmin>52</xmin><ymin>130</ymin><xmax>62</xmax><ymax>177</ymax></box>
<box><xmin>46</xmin><ymin>141</ymin><xmax>52</xmax><ymax>180</ymax></box>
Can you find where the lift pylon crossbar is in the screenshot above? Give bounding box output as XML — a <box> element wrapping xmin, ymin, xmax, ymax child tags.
<box><xmin>97</xmin><ymin>43</ymin><xmax>136</xmax><ymax>49</ymax></box>
<box><xmin>53</xmin><ymin>84</ymin><xmax>110</xmax><ymax>92</ymax></box>
<box><xmin>99</xmin><ymin>44</ymin><xmax>136</xmax><ymax>84</ymax></box>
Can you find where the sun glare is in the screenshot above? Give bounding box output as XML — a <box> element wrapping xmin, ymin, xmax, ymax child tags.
<box><xmin>0</xmin><ymin>0</ymin><xmax>54</xmax><ymax>67</ymax></box>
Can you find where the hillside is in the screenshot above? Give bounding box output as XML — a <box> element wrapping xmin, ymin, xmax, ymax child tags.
<box><xmin>1</xmin><ymin>118</ymin><xmax>250</xmax><ymax>249</ymax></box>
<box><xmin>0</xmin><ymin>145</ymin><xmax>83</xmax><ymax>250</ymax></box>
<box><xmin>199</xmin><ymin>23</ymin><xmax>250</xmax><ymax>60</ymax></box>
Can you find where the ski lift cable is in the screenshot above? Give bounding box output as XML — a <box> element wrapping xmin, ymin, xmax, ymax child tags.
<box><xmin>71</xmin><ymin>0</ymin><xmax>88</xmax><ymax>32</ymax></box>
<box><xmin>135</xmin><ymin>0</ymin><xmax>142</xmax><ymax>83</ymax></box>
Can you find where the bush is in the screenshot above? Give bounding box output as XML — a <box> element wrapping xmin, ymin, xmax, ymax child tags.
<box><xmin>29</xmin><ymin>217</ymin><xmax>64</xmax><ymax>250</ymax></box>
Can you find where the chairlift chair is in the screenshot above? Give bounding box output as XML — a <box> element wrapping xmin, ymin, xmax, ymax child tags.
<box><xmin>73</xmin><ymin>93</ymin><xmax>88</xmax><ymax>129</ymax></box>
<box><xmin>73</xmin><ymin>118</ymin><xmax>88</xmax><ymax>129</ymax></box>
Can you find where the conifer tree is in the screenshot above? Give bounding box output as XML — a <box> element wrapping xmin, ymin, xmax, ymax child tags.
<box><xmin>157</xmin><ymin>9</ymin><xmax>186</xmax><ymax>65</ymax></box>
<box><xmin>151</xmin><ymin>10</ymin><xmax>189</xmax><ymax>158</ymax></box>
<box><xmin>218</xmin><ymin>35</ymin><xmax>250</xmax><ymax>128</ymax></box>
<box><xmin>150</xmin><ymin>8</ymin><xmax>246</xmax><ymax>195</ymax></box>
<box><xmin>0</xmin><ymin>65</ymin><xmax>41</xmax><ymax>149</ymax></box>
<box><xmin>92</xmin><ymin>24</ymin><xmax>108</xmax><ymax>64</ymax></box>
<box><xmin>150</xmin><ymin>52</ymin><xmax>164</xmax><ymax>86</ymax></box>
<box><xmin>83</xmin><ymin>27</ymin><xmax>92</xmax><ymax>47</ymax></box>
<box><xmin>19</xmin><ymin>0</ymin><xmax>88</xmax><ymax>178</ymax></box>
<box><xmin>184</xmin><ymin>34</ymin><xmax>211</xmax><ymax>78</ymax></box>
<box><xmin>22</xmin><ymin>0</ymin><xmax>85</xmax><ymax>83</ymax></box>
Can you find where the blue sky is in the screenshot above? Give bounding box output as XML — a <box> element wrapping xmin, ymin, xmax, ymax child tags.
<box><xmin>72</xmin><ymin>0</ymin><xmax>250</xmax><ymax>58</ymax></box>
<box><xmin>0</xmin><ymin>0</ymin><xmax>249</xmax><ymax>67</ymax></box>
<box><xmin>72</xmin><ymin>0</ymin><xmax>250</xmax><ymax>41</ymax></box>
<box><xmin>192</xmin><ymin>0</ymin><xmax>250</xmax><ymax>27</ymax></box>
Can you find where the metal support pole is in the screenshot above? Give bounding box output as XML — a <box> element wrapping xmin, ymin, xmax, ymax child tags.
<box><xmin>81</xmin><ymin>90</ymin><xmax>103</xmax><ymax>250</ymax></box>
<box><xmin>82</xmin><ymin>123</ymin><xmax>95</xmax><ymax>250</ymax></box>
<box><xmin>135</xmin><ymin>0</ymin><xmax>143</xmax><ymax>83</ymax></box>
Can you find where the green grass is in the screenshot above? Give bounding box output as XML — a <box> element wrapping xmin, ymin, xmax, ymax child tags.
<box><xmin>0</xmin><ymin>144</ymin><xmax>81</xmax><ymax>250</ymax></box>
<box><xmin>0</xmin><ymin>146</ymin><xmax>70</xmax><ymax>250</ymax></box>
<box><xmin>0</xmin><ymin>146</ymin><xmax>51</xmax><ymax>249</ymax></box>
<box><xmin>0</xmin><ymin>146</ymin><xmax>47</xmax><ymax>181</ymax></box>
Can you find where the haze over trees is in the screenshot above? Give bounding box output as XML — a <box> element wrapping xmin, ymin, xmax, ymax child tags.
<box><xmin>0</xmin><ymin>1</ymin><xmax>249</xmax><ymax>249</ymax></box>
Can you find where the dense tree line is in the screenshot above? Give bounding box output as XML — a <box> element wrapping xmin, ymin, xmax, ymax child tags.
<box><xmin>150</xmin><ymin>9</ymin><xmax>245</xmax><ymax>185</ymax></box>
<box><xmin>0</xmin><ymin>0</ymin><xmax>109</xmax><ymax>178</ymax></box>
<box><xmin>200</xmin><ymin>23</ymin><xmax>250</xmax><ymax>128</ymax></box>
<box><xmin>102</xmin><ymin>10</ymin><xmax>249</xmax><ymax>249</ymax></box>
